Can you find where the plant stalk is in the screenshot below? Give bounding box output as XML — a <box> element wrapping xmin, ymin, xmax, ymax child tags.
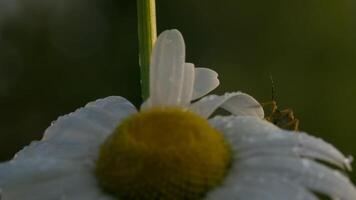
<box><xmin>137</xmin><ymin>0</ymin><xmax>157</xmax><ymax>100</ymax></box>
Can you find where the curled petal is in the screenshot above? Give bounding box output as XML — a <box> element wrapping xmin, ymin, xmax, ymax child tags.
<box><xmin>192</xmin><ymin>67</ymin><xmax>219</xmax><ymax>100</ymax></box>
<box><xmin>190</xmin><ymin>92</ymin><xmax>264</xmax><ymax>118</ymax></box>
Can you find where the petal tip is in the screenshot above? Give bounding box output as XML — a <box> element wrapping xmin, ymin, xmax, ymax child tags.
<box><xmin>159</xmin><ymin>29</ymin><xmax>184</xmax><ymax>44</ymax></box>
<box><xmin>345</xmin><ymin>155</ymin><xmax>354</xmax><ymax>171</ymax></box>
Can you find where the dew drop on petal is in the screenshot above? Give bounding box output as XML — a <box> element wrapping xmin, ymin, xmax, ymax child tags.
<box><xmin>292</xmin><ymin>147</ymin><xmax>300</xmax><ymax>154</ymax></box>
<box><xmin>302</xmin><ymin>159</ymin><xmax>311</xmax><ymax>169</ymax></box>
<box><xmin>226</xmin><ymin>121</ymin><xmax>233</xmax><ymax>128</ymax></box>
<box><xmin>239</xmin><ymin>118</ymin><xmax>247</xmax><ymax>123</ymax></box>
<box><xmin>220</xmin><ymin>117</ymin><xmax>229</xmax><ymax>123</ymax></box>
<box><xmin>257</xmin><ymin>176</ymin><xmax>265</xmax><ymax>183</ymax></box>
<box><xmin>247</xmin><ymin>138</ymin><xmax>256</xmax><ymax>143</ymax></box>
<box><xmin>317</xmin><ymin>172</ymin><xmax>325</xmax><ymax>179</ymax></box>
<box><xmin>207</xmin><ymin>96</ymin><xmax>215</xmax><ymax>101</ymax></box>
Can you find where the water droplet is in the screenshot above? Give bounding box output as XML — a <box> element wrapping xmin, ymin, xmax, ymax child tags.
<box><xmin>222</xmin><ymin>117</ymin><xmax>229</xmax><ymax>122</ymax></box>
<box><xmin>226</xmin><ymin>121</ymin><xmax>233</xmax><ymax>128</ymax></box>
<box><xmin>206</xmin><ymin>95</ymin><xmax>215</xmax><ymax>101</ymax></box>
<box><xmin>240</xmin><ymin>118</ymin><xmax>247</xmax><ymax>123</ymax></box>
<box><xmin>247</xmin><ymin>138</ymin><xmax>255</xmax><ymax>143</ymax></box>
<box><xmin>317</xmin><ymin>172</ymin><xmax>325</xmax><ymax>179</ymax></box>
<box><xmin>257</xmin><ymin>176</ymin><xmax>265</xmax><ymax>183</ymax></box>
<box><xmin>302</xmin><ymin>159</ymin><xmax>311</xmax><ymax>169</ymax></box>
<box><xmin>292</xmin><ymin>147</ymin><xmax>300</xmax><ymax>154</ymax></box>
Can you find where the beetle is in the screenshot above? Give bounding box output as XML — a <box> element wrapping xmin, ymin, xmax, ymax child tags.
<box><xmin>262</xmin><ymin>77</ymin><xmax>299</xmax><ymax>131</ymax></box>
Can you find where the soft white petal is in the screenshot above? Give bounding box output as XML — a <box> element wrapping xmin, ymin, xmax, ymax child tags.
<box><xmin>210</xmin><ymin>116</ymin><xmax>352</xmax><ymax>170</ymax></box>
<box><xmin>42</xmin><ymin>96</ymin><xmax>136</xmax><ymax>149</ymax></box>
<box><xmin>148</xmin><ymin>29</ymin><xmax>186</xmax><ymax>107</ymax></box>
<box><xmin>0</xmin><ymin>96</ymin><xmax>136</xmax><ymax>199</ymax></box>
<box><xmin>210</xmin><ymin>115</ymin><xmax>279</xmax><ymax>135</ymax></box>
<box><xmin>6</xmin><ymin>96</ymin><xmax>136</xmax><ymax>181</ymax></box>
<box><xmin>191</xmin><ymin>67</ymin><xmax>219</xmax><ymax>100</ymax></box>
<box><xmin>85</xmin><ymin>96</ymin><xmax>136</xmax><ymax>118</ymax></box>
<box><xmin>0</xmin><ymin>159</ymin><xmax>107</xmax><ymax>200</ymax></box>
<box><xmin>236</xmin><ymin>156</ymin><xmax>356</xmax><ymax>200</ymax></box>
<box><xmin>0</xmin><ymin>158</ymin><xmax>86</xmax><ymax>189</ymax></box>
<box><xmin>190</xmin><ymin>92</ymin><xmax>264</xmax><ymax>118</ymax></box>
<box><xmin>219</xmin><ymin>93</ymin><xmax>264</xmax><ymax>118</ymax></box>
<box><xmin>210</xmin><ymin>116</ymin><xmax>356</xmax><ymax>199</ymax></box>
<box><xmin>0</xmin><ymin>96</ymin><xmax>136</xmax><ymax>192</ymax></box>
<box><xmin>207</xmin><ymin>173</ymin><xmax>318</xmax><ymax>200</ymax></box>
<box><xmin>180</xmin><ymin>63</ymin><xmax>195</xmax><ymax>105</ymax></box>
<box><xmin>13</xmin><ymin>140</ymin><xmax>97</xmax><ymax>162</ymax></box>
<box><xmin>11</xmin><ymin>96</ymin><xmax>136</xmax><ymax>162</ymax></box>
<box><xmin>0</xmin><ymin>97</ymin><xmax>136</xmax><ymax>200</ymax></box>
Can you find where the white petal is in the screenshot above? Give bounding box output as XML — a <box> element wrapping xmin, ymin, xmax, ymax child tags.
<box><xmin>148</xmin><ymin>29</ymin><xmax>186</xmax><ymax>107</ymax></box>
<box><xmin>207</xmin><ymin>173</ymin><xmax>318</xmax><ymax>200</ymax></box>
<box><xmin>210</xmin><ymin>116</ymin><xmax>352</xmax><ymax>170</ymax></box>
<box><xmin>191</xmin><ymin>67</ymin><xmax>219</xmax><ymax>100</ymax></box>
<box><xmin>210</xmin><ymin>115</ymin><xmax>279</xmax><ymax>135</ymax></box>
<box><xmin>13</xmin><ymin>140</ymin><xmax>97</xmax><ymax>162</ymax></box>
<box><xmin>210</xmin><ymin>116</ymin><xmax>356</xmax><ymax>199</ymax></box>
<box><xmin>0</xmin><ymin>96</ymin><xmax>135</xmax><ymax>199</ymax></box>
<box><xmin>86</xmin><ymin>96</ymin><xmax>137</xmax><ymax>117</ymax></box>
<box><xmin>0</xmin><ymin>158</ymin><xmax>85</xmax><ymax>189</ymax></box>
<box><xmin>190</xmin><ymin>92</ymin><xmax>264</xmax><ymax>118</ymax></box>
<box><xmin>236</xmin><ymin>156</ymin><xmax>356</xmax><ymax>200</ymax></box>
<box><xmin>0</xmin><ymin>159</ymin><xmax>107</xmax><ymax>200</ymax></box>
<box><xmin>180</xmin><ymin>63</ymin><xmax>195</xmax><ymax>105</ymax></box>
<box><xmin>12</xmin><ymin>96</ymin><xmax>136</xmax><ymax>163</ymax></box>
<box><xmin>43</xmin><ymin>96</ymin><xmax>136</xmax><ymax>146</ymax></box>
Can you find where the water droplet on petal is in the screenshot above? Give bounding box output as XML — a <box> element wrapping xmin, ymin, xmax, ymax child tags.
<box><xmin>292</xmin><ymin>147</ymin><xmax>300</xmax><ymax>154</ymax></box>
<box><xmin>317</xmin><ymin>172</ymin><xmax>325</xmax><ymax>179</ymax></box>
<box><xmin>247</xmin><ymin>138</ymin><xmax>255</xmax><ymax>143</ymax></box>
<box><xmin>302</xmin><ymin>159</ymin><xmax>311</xmax><ymax>169</ymax></box>
<box><xmin>226</xmin><ymin>121</ymin><xmax>233</xmax><ymax>128</ymax></box>
<box><xmin>221</xmin><ymin>117</ymin><xmax>229</xmax><ymax>123</ymax></box>
<box><xmin>61</xmin><ymin>194</ymin><xmax>68</xmax><ymax>200</ymax></box>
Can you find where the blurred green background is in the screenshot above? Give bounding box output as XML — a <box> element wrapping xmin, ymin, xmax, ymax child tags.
<box><xmin>0</xmin><ymin>0</ymin><xmax>355</xmax><ymax>183</ymax></box>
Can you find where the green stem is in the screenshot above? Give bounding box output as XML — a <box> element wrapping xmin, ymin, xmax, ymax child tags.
<box><xmin>137</xmin><ymin>0</ymin><xmax>157</xmax><ymax>100</ymax></box>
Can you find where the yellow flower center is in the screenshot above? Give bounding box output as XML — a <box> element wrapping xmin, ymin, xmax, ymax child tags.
<box><xmin>95</xmin><ymin>107</ymin><xmax>231</xmax><ymax>200</ymax></box>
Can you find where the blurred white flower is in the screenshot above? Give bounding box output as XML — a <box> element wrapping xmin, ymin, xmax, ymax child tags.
<box><xmin>0</xmin><ymin>30</ymin><xmax>355</xmax><ymax>200</ymax></box>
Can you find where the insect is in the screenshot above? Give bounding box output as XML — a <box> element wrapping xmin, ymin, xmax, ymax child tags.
<box><xmin>262</xmin><ymin>77</ymin><xmax>299</xmax><ymax>131</ymax></box>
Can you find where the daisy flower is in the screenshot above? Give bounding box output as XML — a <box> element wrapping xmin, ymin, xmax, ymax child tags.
<box><xmin>0</xmin><ymin>29</ymin><xmax>355</xmax><ymax>200</ymax></box>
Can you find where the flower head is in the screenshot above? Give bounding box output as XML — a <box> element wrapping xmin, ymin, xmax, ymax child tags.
<box><xmin>0</xmin><ymin>30</ymin><xmax>355</xmax><ymax>200</ymax></box>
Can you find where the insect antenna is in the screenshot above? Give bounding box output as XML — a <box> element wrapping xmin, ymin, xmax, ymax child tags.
<box><xmin>270</xmin><ymin>75</ymin><xmax>276</xmax><ymax>102</ymax></box>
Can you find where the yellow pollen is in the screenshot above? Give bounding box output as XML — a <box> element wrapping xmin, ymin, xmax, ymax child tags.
<box><xmin>95</xmin><ymin>107</ymin><xmax>231</xmax><ymax>200</ymax></box>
